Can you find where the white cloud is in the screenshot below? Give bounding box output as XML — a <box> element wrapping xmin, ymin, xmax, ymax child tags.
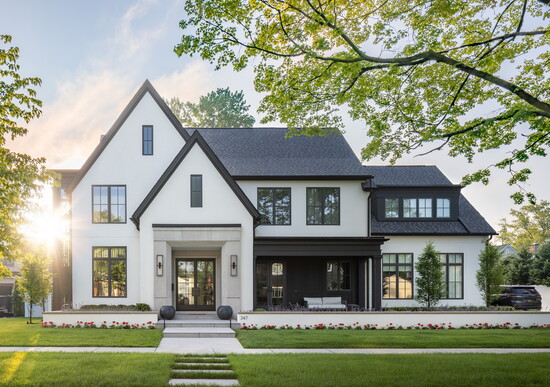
<box><xmin>153</xmin><ymin>61</ymin><xmax>217</xmax><ymax>103</ymax></box>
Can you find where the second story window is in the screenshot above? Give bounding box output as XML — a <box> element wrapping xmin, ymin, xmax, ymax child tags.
<box><xmin>142</xmin><ymin>125</ymin><xmax>153</xmax><ymax>155</ymax></box>
<box><xmin>92</xmin><ymin>185</ymin><xmax>126</xmax><ymax>223</ymax></box>
<box><xmin>385</xmin><ymin>198</ymin><xmax>399</xmax><ymax>218</ymax></box>
<box><xmin>190</xmin><ymin>175</ymin><xmax>202</xmax><ymax>207</ymax></box>
<box><xmin>257</xmin><ymin>188</ymin><xmax>291</xmax><ymax>225</ymax></box>
<box><xmin>306</xmin><ymin>187</ymin><xmax>340</xmax><ymax>225</ymax></box>
<box><xmin>437</xmin><ymin>198</ymin><xmax>451</xmax><ymax>218</ymax></box>
<box><xmin>403</xmin><ymin>198</ymin><xmax>432</xmax><ymax>218</ymax></box>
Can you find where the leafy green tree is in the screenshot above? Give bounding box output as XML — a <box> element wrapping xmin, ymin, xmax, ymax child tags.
<box><xmin>176</xmin><ymin>1</ymin><xmax>549</xmax><ymax>203</ymax></box>
<box><xmin>18</xmin><ymin>249</ymin><xmax>52</xmax><ymax>323</ymax></box>
<box><xmin>12</xmin><ymin>279</ymin><xmax>25</xmax><ymax>317</ymax></box>
<box><xmin>415</xmin><ymin>242</ymin><xmax>445</xmax><ymax>308</ymax></box>
<box><xmin>0</xmin><ymin>35</ymin><xmax>53</xmax><ymax>273</ymax></box>
<box><xmin>166</xmin><ymin>88</ymin><xmax>255</xmax><ymax>127</ymax></box>
<box><xmin>502</xmin><ymin>249</ymin><xmax>533</xmax><ymax>284</ymax></box>
<box><xmin>476</xmin><ymin>244</ymin><xmax>505</xmax><ymax>306</ymax></box>
<box><xmin>498</xmin><ymin>200</ymin><xmax>550</xmax><ymax>250</ymax></box>
<box><xmin>531</xmin><ymin>242</ymin><xmax>550</xmax><ymax>285</ymax></box>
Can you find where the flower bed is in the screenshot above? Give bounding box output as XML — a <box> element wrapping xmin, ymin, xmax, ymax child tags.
<box><xmin>240</xmin><ymin>321</ymin><xmax>550</xmax><ymax>330</ymax></box>
<box><xmin>41</xmin><ymin>320</ymin><xmax>156</xmax><ymax>329</ymax></box>
<box><xmin>42</xmin><ymin>311</ymin><xmax>158</xmax><ymax>328</ymax></box>
<box><xmin>237</xmin><ymin>311</ymin><xmax>550</xmax><ymax>329</ymax></box>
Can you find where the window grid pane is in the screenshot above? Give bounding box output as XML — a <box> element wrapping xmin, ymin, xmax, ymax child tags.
<box><xmin>403</xmin><ymin>199</ymin><xmax>417</xmax><ymax>218</ymax></box>
<box><xmin>191</xmin><ymin>175</ymin><xmax>203</xmax><ymax>207</ymax></box>
<box><xmin>418</xmin><ymin>198</ymin><xmax>432</xmax><ymax>218</ymax></box>
<box><xmin>93</xmin><ymin>247</ymin><xmax>127</xmax><ymax>298</ymax></box>
<box><xmin>258</xmin><ymin>188</ymin><xmax>290</xmax><ymax>225</ymax></box>
<box><xmin>307</xmin><ymin>188</ymin><xmax>340</xmax><ymax>225</ymax></box>
<box><xmin>142</xmin><ymin>126</ymin><xmax>153</xmax><ymax>155</ymax></box>
<box><xmin>383</xmin><ymin>253</ymin><xmax>413</xmax><ymax>299</ymax></box>
<box><xmin>326</xmin><ymin>260</ymin><xmax>350</xmax><ymax>291</ymax></box>
<box><xmin>93</xmin><ymin>186</ymin><xmax>126</xmax><ymax>223</ymax></box>
<box><xmin>440</xmin><ymin>253</ymin><xmax>463</xmax><ymax>299</ymax></box>
<box><xmin>437</xmin><ymin>198</ymin><xmax>450</xmax><ymax>218</ymax></box>
<box><xmin>385</xmin><ymin>198</ymin><xmax>399</xmax><ymax>218</ymax></box>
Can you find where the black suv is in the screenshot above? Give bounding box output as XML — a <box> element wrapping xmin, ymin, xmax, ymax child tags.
<box><xmin>492</xmin><ymin>285</ymin><xmax>542</xmax><ymax>310</ymax></box>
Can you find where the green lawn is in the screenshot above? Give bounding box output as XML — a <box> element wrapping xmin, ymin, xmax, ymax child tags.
<box><xmin>229</xmin><ymin>353</ymin><xmax>550</xmax><ymax>387</ymax></box>
<box><xmin>0</xmin><ymin>352</ymin><xmax>174</xmax><ymax>386</ymax></box>
<box><xmin>0</xmin><ymin>318</ymin><xmax>163</xmax><ymax>347</ymax></box>
<box><xmin>237</xmin><ymin>328</ymin><xmax>550</xmax><ymax>348</ymax></box>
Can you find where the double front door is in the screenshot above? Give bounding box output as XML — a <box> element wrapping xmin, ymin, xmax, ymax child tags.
<box><xmin>176</xmin><ymin>259</ymin><xmax>215</xmax><ymax>311</ymax></box>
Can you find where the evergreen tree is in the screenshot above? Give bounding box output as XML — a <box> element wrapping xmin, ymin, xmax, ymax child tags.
<box><xmin>415</xmin><ymin>242</ymin><xmax>445</xmax><ymax>309</ymax></box>
<box><xmin>531</xmin><ymin>243</ymin><xmax>550</xmax><ymax>286</ymax></box>
<box><xmin>476</xmin><ymin>244</ymin><xmax>505</xmax><ymax>306</ymax></box>
<box><xmin>502</xmin><ymin>249</ymin><xmax>533</xmax><ymax>285</ymax></box>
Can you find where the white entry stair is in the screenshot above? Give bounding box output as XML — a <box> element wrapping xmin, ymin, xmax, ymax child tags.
<box><xmin>160</xmin><ymin>312</ymin><xmax>237</xmax><ymax>339</ymax></box>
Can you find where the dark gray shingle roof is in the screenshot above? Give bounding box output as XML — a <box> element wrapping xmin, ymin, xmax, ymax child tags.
<box><xmin>364</xmin><ymin>165</ymin><xmax>454</xmax><ymax>186</ymax></box>
<box><xmin>187</xmin><ymin>128</ymin><xmax>368</xmax><ymax>178</ymax></box>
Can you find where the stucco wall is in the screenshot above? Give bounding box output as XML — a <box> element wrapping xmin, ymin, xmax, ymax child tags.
<box><xmin>238</xmin><ymin>180</ymin><xmax>369</xmax><ymax>237</ymax></box>
<box><xmin>71</xmin><ymin>91</ymin><xmax>186</xmax><ymax>306</ymax></box>
<box><xmin>380</xmin><ymin>235</ymin><xmax>488</xmax><ymax>307</ymax></box>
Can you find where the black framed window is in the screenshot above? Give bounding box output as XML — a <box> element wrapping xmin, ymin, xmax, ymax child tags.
<box><xmin>384</xmin><ymin>198</ymin><xmax>399</xmax><ymax>218</ymax></box>
<box><xmin>437</xmin><ymin>198</ymin><xmax>451</xmax><ymax>218</ymax></box>
<box><xmin>306</xmin><ymin>187</ymin><xmax>340</xmax><ymax>225</ymax></box>
<box><xmin>190</xmin><ymin>175</ymin><xmax>202</xmax><ymax>207</ymax></box>
<box><xmin>142</xmin><ymin>125</ymin><xmax>153</xmax><ymax>155</ymax></box>
<box><xmin>382</xmin><ymin>253</ymin><xmax>413</xmax><ymax>299</ymax></box>
<box><xmin>93</xmin><ymin>247</ymin><xmax>127</xmax><ymax>297</ymax></box>
<box><xmin>440</xmin><ymin>253</ymin><xmax>463</xmax><ymax>299</ymax></box>
<box><xmin>257</xmin><ymin>188</ymin><xmax>291</xmax><ymax>225</ymax></box>
<box><xmin>403</xmin><ymin>199</ymin><xmax>417</xmax><ymax>218</ymax></box>
<box><xmin>326</xmin><ymin>261</ymin><xmax>350</xmax><ymax>290</ymax></box>
<box><xmin>92</xmin><ymin>185</ymin><xmax>126</xmax><ymax>223</ymax></box>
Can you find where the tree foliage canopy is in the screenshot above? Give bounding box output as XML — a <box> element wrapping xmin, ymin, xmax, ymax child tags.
<box><xmin>531</xmin><ymin>242</ymin><xmax>550</xmax><ymax>285</ymax></box>
<box><xmin>415</xmin><ymin>241</ymin><xmax>445</xmax><ymax>308</ymax></box>
<box><xmin>176</xmin><ymin>0</ymin><xmax>549</xmax><ymax>203</ymax></box>
<box><xmin>18</xmin><ymin>247</ymin><xmax>52</xmax><ymax>323</ymax></box>
<box><xmin>166</xmin><ymin>88</ymin><xmax>256</xmax><ymax>127</ymax></box>
<box><xmin>498</xmin><ymin>200</ymin><xmax>550</xmax><ymax>250</ymax></box>
<box><xmin>502</xmin><ymin>248</ymin><xmax>533</xmax><ymax>284</ymax></box>
<box><xmin>0</xmin><ymin>35</ymin><xmax>53</xmax><ymax>268</ymax></box>
<box><xmin>476</xmin><ymin>244</ymin><xmax>504</xmax><ymax>306</ymax></box>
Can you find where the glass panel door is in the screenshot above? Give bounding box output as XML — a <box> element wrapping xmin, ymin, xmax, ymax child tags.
<box><xmin>176</xmin><ymin>259</ymin><xmax>215</xmax><ymax>311</ymax></box>
<box><xmin>255</xmin><ymin>260</ymin><xmax>285</xmax><ymax>308</ymax></box>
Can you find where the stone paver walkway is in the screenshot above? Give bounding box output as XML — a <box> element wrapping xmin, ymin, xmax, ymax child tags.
<box><xmin>169</xmin><ymin>355</ymin><xmax>239</xmax><ymax>386</ymax></box>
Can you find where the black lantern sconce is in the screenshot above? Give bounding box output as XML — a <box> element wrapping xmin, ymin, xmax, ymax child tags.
<box><xmin>156</xmin><ymin>254</ymin><xmax>163</xmax><ymax>276</ymax></box>
<box><xmin>230</xmin><ymin>255</ymin><xmax>238</xmax><ymax>276</ymax></box>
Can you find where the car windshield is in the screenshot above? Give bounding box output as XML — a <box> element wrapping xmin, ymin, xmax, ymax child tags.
<box><xmin>509</xmin><ymin>288</ymin><xmax>537</xmax><ymax>295</ymax></box>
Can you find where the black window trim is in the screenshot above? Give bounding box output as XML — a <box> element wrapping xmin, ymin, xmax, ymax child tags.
<box><xmin>382</xmin><ymin>253</ymin><xmax>414</xmax><ymax>299</ymax></box>
<box><xmin>92</xmin><ymin>246</ymin><xmax>127</xmax><ymax>298</ymax></box>
<box><xmin>436</xmin><ymin>198</ymin><xmax>451</xmax><ymax>218</ymax></box>
<box><xmin>306</xmin><ymin>187</ymin><xmax>341</xmax><ymax>226</ymax></box>
<box><xmin>142</xmin><ymin>125</ymin><xmax>153</xmax><ymax>155</ymax></box>
<box><xmin>190</xmin><ymin>174</ymin><xmax>203</xmax><ymax>208</ymax></box>
<box><xmin>91</xmin><ymin>185</ymin><xmax>127</xmax><ymax>224</ymax></box>
<box><xmin>381</xmin><ymin>197</ymin><xmax>455</xmax><ymax>221</ymax></box>
<box><xmin>257</xmin><ymin>187</ymin><xmax>292</xmax><ymax>226</ymax></box>
<box><xmin>440</xmin><ymin>252</ymin><xmax>464</xmax><ymax>300</ymax></box>
<box><xmin>326</xmin><ymin>259</ymin><xmax>351</xmax><ymax>291</ymax></box>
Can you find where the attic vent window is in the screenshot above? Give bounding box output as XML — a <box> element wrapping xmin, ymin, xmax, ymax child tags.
<box><xmin>142</xmin><ymin>125</ymin><xmax>153</xmax><ymax>155</ymax></box>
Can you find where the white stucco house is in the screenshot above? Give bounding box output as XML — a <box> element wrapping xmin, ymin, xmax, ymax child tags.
<box><xmin>51</xmin><ymin>80</ymin><xmax>496</xmax><ymax>314</ymax></box>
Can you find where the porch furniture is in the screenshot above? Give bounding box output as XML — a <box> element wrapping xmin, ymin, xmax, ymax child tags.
<box><xmin>304</xmin><ymin>297</ymin><xmax>347</xmax><ymax>310</ymax></box>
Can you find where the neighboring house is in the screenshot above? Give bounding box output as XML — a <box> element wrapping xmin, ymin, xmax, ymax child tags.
<box><xmin>0</xmin><ymin>258</ymin><xmax>21</xmax><ymax>316</ymax></box>
<box><xmin>497</xmin><ymin>244</ymin><xmax>519</xmax><ymax>257</ymax></box>
<box><xmin>51</xmin><ymin>80</ymin><xmax>496</xmax><ymax>313</ymax></box>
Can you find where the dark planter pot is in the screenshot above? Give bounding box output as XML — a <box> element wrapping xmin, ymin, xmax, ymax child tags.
<box><xmin>159</xmin><ymin>305</ymin><xmax>176</xmax><ymax>320</ymax></box>
<box><xmin>217</xmin><ymin>305</ymin><xmax>233</xmax><ymax>320</ymax></box>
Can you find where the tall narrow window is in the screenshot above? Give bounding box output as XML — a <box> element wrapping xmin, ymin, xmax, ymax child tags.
<box><xmin>306</xmin><ymin>187</ymin><xmax>340</xmax><ymax>225</ymax></box>
<box><xmin>382</xmin><ymin>253</ymin><xmax>413</xmax><ymax>299</ymax></box>
<box><xmin>326</xmin><ymin>261</ymin><xmax>350</xmax><ymax>290</ymax></box>
<box><xmin>384</xmin><ymin>198</ymin><xmax>399</xmax><ymax>218</ymax></box>
<box><xmin>403</xmin><ymin>199</ymin><xmax>417</xmax><ymax>218</ymax></box>
<box><xmin>437</xmin><ymin>198</ymin><xmax>451</xmax><ymax>218</ymax></box>
<box><xmin>93</xmin><ymin>247</ymin><xmax>127</xmax><ymax>297</ymax></box>
<box><xmin>142</xmin><ymin>125</ymin><xmax>153</xmax><ymax>155</ymax></box>
<box><xmin>257</xmin><ymin>188</ymin><xmax>291</xmax><ymax>225</ymax></box>
<box><xmin>440</xmin><ymin>253</ymin><xmax>463</xmax><ymax>299</ymax></box>
<box><xmin>92</xmin><ymin>185</ymin><xmax>126</xmax><ymax>223</ymax></box>
<box><xmin>418</xmin><ymin>198</ymin><xmax>432</xmax><ymax>218</ymax></box>
<box><xmin>190</xmin><ymin>175</ymin><xmax>202</xmax><ymax>207</ymax></box>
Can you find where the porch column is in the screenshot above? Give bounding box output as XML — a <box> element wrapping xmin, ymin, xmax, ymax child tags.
<box><xmin>371</xmin><ymin>256</ymin><xmax>382</xmax><ymax>311</ymax></box>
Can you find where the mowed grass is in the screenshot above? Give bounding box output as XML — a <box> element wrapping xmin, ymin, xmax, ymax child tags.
<box><xmin>236</xmin><ymin>328</ymin><xmax>550</xmax><ymax>348</ymax></box>
<box><xmin>0</xmin><ymin>352</ymin><xmax>174</xmax><ymax>386</ymax></box>
<box><xmin>0</xmin><ymin>318</ymin><xmax>163</xmax><ymax>347</ymax></box>
<box><xmin>228</xmin><ymin>353</ymin><xmax>550</xmax><ymax>387</ymax></box>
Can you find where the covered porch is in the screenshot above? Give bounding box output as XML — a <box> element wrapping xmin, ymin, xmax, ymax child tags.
<box><xmin>253</xmin><ymin>237</ymin><xmax>387</xmax><ymax>311</ymax></box>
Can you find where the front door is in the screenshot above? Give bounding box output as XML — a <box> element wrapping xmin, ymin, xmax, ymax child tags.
<box><xmin>176</xmin><ymin>259</ymin><xmax>215</xmax><ymax>311</ymax></box>
<box><xmin>256</xmin><ymin>261</ymin><xmax>285</xmax><ymax>308</ymax></box>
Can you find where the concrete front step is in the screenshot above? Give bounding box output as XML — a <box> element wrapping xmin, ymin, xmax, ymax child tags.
<box><xmin>161</xmin><ymin>319</ymin><xmax>235</xmax><ymax>328</ymax></box>
<box><xmin>169</xmin><ymin>379</ymin><xmax>239</xmax><ymax>386</ymax></box>
<box><xmin>163</xmin><ymin>327</ymin><xmax>236</xmax><ymax>338</ymax></box>
<box><xmin>175</xmin><ymin>312</ymin><xmax>219</xmax><ymax>320</ymax></box>
<box><xmin>174</xmin><ymin>363</ymin><xmax>230</xmax><ymax>367</ymax></box>
<box><xmin>173</xmin><ymin>369</ymin><xmax>235</xmax><ymax>374</ymax></box>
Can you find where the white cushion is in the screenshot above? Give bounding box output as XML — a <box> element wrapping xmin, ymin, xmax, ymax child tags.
<box><xmin>322</xmin><ymin>297</ymin><xmax>342</xmax><ymax>304</ymax></box>
<box><xmin>323</xmin><ymin>304</ymin><xmax>347</xmax><ymax>309</ymax></box>
<box><xmin>308</xmin><ymin>304</ymin><xmax>325</xmax><ymax>309</ymax></box>
<box><xmin>304</xmin><ymin>297</ymin><xmax>322</xmax><ymax>305</ymax></box>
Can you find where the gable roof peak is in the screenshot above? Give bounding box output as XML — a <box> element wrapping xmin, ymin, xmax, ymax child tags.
<box><xmin>67</xmin><ymin>80</ymin><xmax>189</xmax><ymax>193</ymax></box>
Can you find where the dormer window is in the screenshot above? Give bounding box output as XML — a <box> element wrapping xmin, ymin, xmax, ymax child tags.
<box><xmin>437</xmin><ymin>198</ymin><xmax>450</xmax><ymax>218</ymax></box>
<box><xmin>142</xmin><ymin>125</ymin><xmax>153</xmax><ymax>155</ymax></box>
<box><xmin>385</xmin><ymin>198</ymin><xmax>399</xmax><ymax>218</ymax></box>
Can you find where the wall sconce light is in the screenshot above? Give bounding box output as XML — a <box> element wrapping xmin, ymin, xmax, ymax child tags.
<box><xmin>230</xmin><ymin>255</ymin><xmax>238</xmax><ymax>277</ymax></box>
<box><xmin>156</xmin><ymin>255</ymin><xmax>163</xmax><ymax>276</ymax></box>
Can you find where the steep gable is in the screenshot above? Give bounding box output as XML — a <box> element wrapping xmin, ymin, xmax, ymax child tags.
<box><xmin>67</xmin><ymin>80</ymin><xmax>189</xmax><ymax>192</ymax></box>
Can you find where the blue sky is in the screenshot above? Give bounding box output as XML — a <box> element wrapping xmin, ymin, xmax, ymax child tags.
<box><xmin>3</xmin><ymin>0</ymin><xmax>547</xmax><ymax>229</ymax></box>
